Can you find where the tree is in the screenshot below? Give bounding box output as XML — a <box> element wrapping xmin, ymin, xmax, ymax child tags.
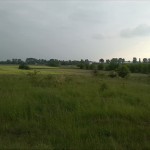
<box><xmin>111</xmin><ymin>58</ymin><xmax>118</xmax><ymax>64</ymax></box>
<box><xmin>106</xmin><ymin>59</ymin><xmax>110</xmax><ymax>64</ymax></box>
<box><xmin>48</xmin><ymin>59</ymin><xmax>60</xmax><ymax>67</ymax></box>
<box><xmin>133</xmin><ymin>57</ymin><xmax>137</xmax><ymax>63</ymax></box>
<box><xmin>107</xmin><ymin>58</ymin><xmax>119</xmax><ymax>70</ymax></box>
<box><xmin>143</xmin><ymin>58</ymin><xmax>148</xmax><ymax>63</ymax></box>
<box><xmin>117</xmin><ymin>65</ymin><xmax>130</xmax><ymax>78</ymax></box>
<box><xmin>99</xmin><ymin>58</ymin><xmax>104</xmax><ymax>63</ymax></box>
<box><xmin>78</xmin><ymin>59</ymin><xmax>85</xmax><ymax>69</ymax></box>
<box><xmin>118</xmin><ymin>58</ymin><xmax>125</xmax><ymax>64</ymax></box>
<box><xmin>26</xmin><ymin>58</ymin><xmax>38</xmax><ymax>64</ymax></box>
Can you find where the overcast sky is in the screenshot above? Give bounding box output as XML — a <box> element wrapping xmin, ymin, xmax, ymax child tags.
<box><xmin>0</xmin><ymin>0</ymin><xmax>150</xmax><ymax>61</ymax></box>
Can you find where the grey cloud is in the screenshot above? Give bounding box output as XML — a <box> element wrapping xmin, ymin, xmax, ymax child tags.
<box><xmin>69</xmin><ymin>11</ymin><xmax>101</xmax><ymax>23</ymax></box>
<box><xmin>120</xmin><ymin>24</ymin><xmax>150</xmax><ymax>38</ymax></box>
<box><xmin>92</xmin><ymin>34</ymin><xmax>116</xmax><ymax>40</ymax></box>
<box><xmin>68</xmin><ymin>6</ymin><xmax>106</xmax><ymax>24</ymax></box>
<box><xmin>1</xmin><ymin>1</ymin><xmax>150</xmax><ymax>61</ymax></box>
<box><xmin>92</xmin><ymin>34</ymin><xmax>105</xmax><ymax>40</ymax></box>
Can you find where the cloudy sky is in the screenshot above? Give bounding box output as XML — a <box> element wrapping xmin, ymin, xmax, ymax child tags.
<box><xmin>0</xmin><ymin>0</ymin><xmax>150</xmax><ymax>61</ymax></box>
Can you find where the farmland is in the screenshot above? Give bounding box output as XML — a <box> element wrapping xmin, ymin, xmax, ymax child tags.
<box><xmin>0</xmin><ymin>65</ymin><xmax>150</xmax><ymax>149</ymax></box>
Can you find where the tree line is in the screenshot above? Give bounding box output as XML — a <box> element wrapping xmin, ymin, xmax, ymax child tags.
<box><xmin>0</xmin><ymin>58</ymin><xmax>80</xmax><ymax>66</ymax></box>
<box><xmin>78</xmin><ymin>57</ymin><xmax>150</xmax><ymax>74</ymax></box>
<box><xmin>1</xmin><ymin>57</ymin><xmax>150</xmax><ymax>74</ymax></box>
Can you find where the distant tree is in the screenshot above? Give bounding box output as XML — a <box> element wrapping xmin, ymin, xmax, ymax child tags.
<box><xmin>26</xmin><ymin>58</ymin><xmax>38</xmax><ymax>65</ymax></box>
<box><xmin>99</xmin><ymin>58</ymin><xmax>104</xmax><ymax>63</ymax></box>
<box><xmin>85</xmin><ymin>59</ymin><xmax>89</xmax><ymax>64</ymax></box>
<box><xmin>111</xmin><ymin>58</ymin><xmax>118</xmax><ymax>64</ymax></box>
<box><xmin>106</xmin><ymin>58</ymin><xmax>119</xmax><ymax>70</ymax></box>
<box><xmin>143</xmin><ymin>58</ymin><xmax>148</xmax><ymax>63</ymax></box>
<box><xmin>106</xmin><ymin>59</ymin><xmax>110</xmax><ymax>64</ymax></box>
<box><xmin>6</xmin><ymin>59</ymin><xmax>11</xmax><ymax>64</ymax></box>
<box><xmin>122</xmin><ymin>58</ymin><xmax>125</xmax><ymax>63</ymax></box>
<box><xmin>78</xmin><ymin>59</ymin><xmax>85</xmax><ymax>69</ymax></box>
<box><xmin>48</xmin><ymin>59</ymin><xmax>60</xmax><ymax>67</ymax></box>
<box><xmin>118</xmin><ymin>58</ymin><xmax>125</xmax><ymax>64</ymax></box>
<box><xmin>12</xmin><ymin>59</ymin><xmax>23</xmax><ymax>64</ymax></box>
<box><xmin>133</xmin><ymin>57</ymin><xmax>137</xmax><ymax>63</ymax></box>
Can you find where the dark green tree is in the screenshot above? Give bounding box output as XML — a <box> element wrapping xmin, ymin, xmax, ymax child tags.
<box><xmin>48</xmin><ymin>59</ymin><xmax>60</xmax><ymax>67</ymax></box>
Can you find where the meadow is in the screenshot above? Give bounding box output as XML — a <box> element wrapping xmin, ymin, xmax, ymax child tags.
<box><xmin>0</xmin><ymin>65</ymin><xmax>150</xmax><ymax>149</ymax></box>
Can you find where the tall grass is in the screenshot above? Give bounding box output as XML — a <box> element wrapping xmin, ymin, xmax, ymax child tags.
<box><xmin>0</xmin><ymin>71</ymin><xmax>149</xmax><ymax>149</ymax></box>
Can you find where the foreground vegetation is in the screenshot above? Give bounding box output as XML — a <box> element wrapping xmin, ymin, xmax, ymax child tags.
<box><xmin>0</xmin><ymin>65</ymin><xmax>150</xmax><ymax>149</ymax></box>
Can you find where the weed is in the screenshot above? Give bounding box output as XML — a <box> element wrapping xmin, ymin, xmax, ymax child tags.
<box><xmin>100</xmin><ymin>82</ymin><xmax>109</xmax><ymax>92</ymax></box>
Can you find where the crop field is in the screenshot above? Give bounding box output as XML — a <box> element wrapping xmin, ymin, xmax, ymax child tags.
<box><xmin>0</xmin><ymin>65</ymin><xmax>150</xmax><ymax>149</ymax></box>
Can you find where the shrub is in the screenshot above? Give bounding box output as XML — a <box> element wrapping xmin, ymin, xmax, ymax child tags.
<box><xmin>27</xmin><ymin>70</ymin><xmax>41</xmax><ymax>87</ymax></box>
<box><xmin>90</xmin><ymin>64</ymin><xmax>97</xmax><ymax>70</ymax></box>
<box><xmin>100</xmin><ymin>83</ymin><xmax>108</xmax><ymax>92</ymax></box>
<box><xmin>117</xmin><ymin>65</ymin><xmax>130</xmax><ymax>78</ymax></box>
<box><xmin>98</xmin><ymin>64</ymin><xmax>104</xmax><ymax>70</ymax></box>
<box><xmin>92</xmin><ymin>69</ymin><xmax>98</xmax><ymax>76</ymax></box>
<box><xmin>27</xmin><ymin>70</ymin><xmax>39</xmax><ymax>77</ymax></box>
<box><xmin>108</xmin><ymin>70</ymin><xmax>118</xmax><ymax>78</ymax></box>
<box><xmin>19</xmin><ymin>64</ymin><xmax>30</xmax><ymax>70</ymax></box>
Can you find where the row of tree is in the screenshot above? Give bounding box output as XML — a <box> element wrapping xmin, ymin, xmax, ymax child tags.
<box><xmin>0</xmin><ymin>57</ymin><xmax>150</xmax><ymax>66</ymax></box>
<box><xmin>1</xmin><ymin>57</ymin><xmax>150</xmax><ymax>65</ymax></box>
<box><xmin>100</xmin><ymin>57</ymin><xmax>150</xmax><ymax>64</ymax></box>
<box><xmin>1</xmin><ymin>57</ymin><xmax>150</xmax><ymax>74</ymax></box>
<box><xmin>0</xmin><ymin>58</ymin><xmax>81</xmax><ymax>66</ymax></box>
<box><xmin>78</xmin><ymin>58</ymin><xmax>150</xmax><ymax>74</ymax></box>
<box><xmin>106</xmin><ymin>63</ymin><xmax>150</xmax><ymax>74</ymax></box>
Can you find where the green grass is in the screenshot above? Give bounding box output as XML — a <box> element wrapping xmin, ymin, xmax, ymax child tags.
<box><xmin>0</xmin><ymin>65</ymin><xmax>91</xmax><ymax>75</ymax></box>
<box><xmin>0</xmin><ymin>65</ymin><xmax>150</xmax><ymax>149</ymax></box>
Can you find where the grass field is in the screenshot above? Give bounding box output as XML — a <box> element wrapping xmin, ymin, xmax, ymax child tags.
<box><xmin>0</xmin><ymin>65</ymin><xmax>150</xmax><ymax>149</ymax></box>
<box><xmin>0</xmin><ymin>65</ymin><xmax>91</xmax><ymax>75</ymax></box>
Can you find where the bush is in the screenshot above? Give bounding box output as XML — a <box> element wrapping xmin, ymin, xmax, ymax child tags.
<box><xmin>27</xmin><ymin>70</ymin><xmax>41</xmax><ymax>87</ymax></box>
<box><xmin>19</xmin><ymin>64</ymin><xmax>30</xmax><ymax>70</ymax></box>
<box><xmin>98</xmin><ymin>64</ymin><xmax>104</xmax><ymax>70</ymax></box>
<box><xmin>90</xmin><ymin>64</ymin><xmax>97</xmax><ymax>70</ymax></box>
<box><xmin>117</xmin><ymin>65</ymin><xmax>130</xmax><ymax>78</ymax></box>
<box><xmin>109</xmin><ymin>70</ymin><xmax>118</xmax><ymax>78</ymax></box>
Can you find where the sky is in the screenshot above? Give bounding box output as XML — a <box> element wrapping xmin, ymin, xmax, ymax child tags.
<box><xmin>0</xmin><ymin>0</ymin><xmax>150</xmax><ymax>61</ymax></box>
